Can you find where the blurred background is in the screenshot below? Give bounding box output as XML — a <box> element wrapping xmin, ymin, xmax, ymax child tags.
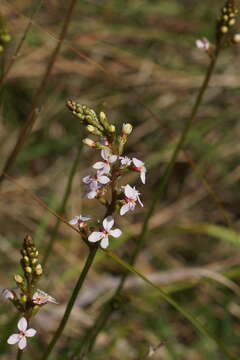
<box><xmin>1</xmin><ymin>0</ymin><xmax>240</xmax><ymax>359</ymax></box>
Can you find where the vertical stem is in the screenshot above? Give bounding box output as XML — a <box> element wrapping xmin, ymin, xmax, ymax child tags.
<box><xmin>41</xmin><ymin>246</ymin><xmax>98</xmax><ymax>360</ymax></box>
<box><xmin>42</xmin><ymin>144</ymin><xmax>83</xmax><ymax>266</ymax></box>
<box><xmin>0</xmin><ymin>0</ymin><xmax>78</xmax><ymax>186</ymax></box>
<box><xmin>75</xmin><ymin>48</ymin><xmax>221</xmax><ymax>358</ymax></box>
<box><xmin>17</xmin><ymin>349</ymin><xmax>23</xmax><ymax>360</ymax></box>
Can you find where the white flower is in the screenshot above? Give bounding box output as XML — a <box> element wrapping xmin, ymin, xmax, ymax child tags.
<box><xmin>32</xmin><ymin>289</ymin><xmax>58</xmax><ymax>305</ymax></box>
<box><xmin>69</xmin><ymin>215</ymin><xmax>91</xmax><ymax>228</ymax></box>
<box><xmin>119</xmin><ymin>156</ymin><xmax>132</xmax><ymax>168</ymax></box>
<box><xmin>7</xmin><ymin>317</ymin><xmax>36</xmax><ymax>350</ymax></box>
<box><xmin>88</xmin><ymin>216</ymin><xmax>122</xmax><ymax>249</ymax></box>
<box><xmin>1</xmin><ymin>288</ymin><xmax>14</xmax><ymax>300</ymax></box>
<box><xmin>132</xmin><ymin>157</ymin><xmax>146</xmax><ymax>184</ymax></box>
<box><xmin>83</xmin><ymin>172</ymin><xmax>110</xmax><ymax>199</ymax></box>
<box><xmin>196</xmin><ymin>37</ymin><xmax>210</xmax><ymax>52</ymax></box>
<box><xmin>92</xmin><ymin>149</ymin><xmax>117</xmax><ymax>174</ymax></box>
<box><xmin>120</xmin><ymin>184</ymin><xmax>143</xmax><ymax>216</ymax></box>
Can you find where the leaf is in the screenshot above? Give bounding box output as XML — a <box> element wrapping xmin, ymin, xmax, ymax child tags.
<box><xmin>180</xmin><ymin>223</ymin><xmax>240</xmax><ymax>246</ymax></box>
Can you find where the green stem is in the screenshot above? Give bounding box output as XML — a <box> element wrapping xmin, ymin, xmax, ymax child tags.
<box><xmin>42</xmin><ymin>144</ymin><xmax>83</xmax><ymax>266</ymax></box>
<box><xmin>75</xmin><ymin>47</ymin><xmax>221</xmax><ymax>358</ymax></box>
<box><xmin>17</xmin><ymin>349</ymin><xmax>23</xmax><ymax>360</ymax></box>
<box><xmin>41</xmin><ymin>246</ymin><xmax>98</xmax><ymax>360</ymax></box>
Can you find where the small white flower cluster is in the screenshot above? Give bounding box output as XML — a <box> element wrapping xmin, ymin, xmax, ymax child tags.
<box><xmin>2</xmin><ymin>288</ymin><xmax>57</xmax><ymax>350</ymax></box>
<box><xmin>69</xmin><ymin>140</ymin><xmax>146</xmax><ymax>249</ymax></box>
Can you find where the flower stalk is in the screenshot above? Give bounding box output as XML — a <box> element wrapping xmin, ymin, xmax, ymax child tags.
<box><xmin>40</xmin><ymin>246</ymin><xmax>98</xmax><ymax>360</ymax></box>
<box><xmin>73</xmin><ymin>1</ymin><xmax>240</xmax><ymax>356</ymax></box>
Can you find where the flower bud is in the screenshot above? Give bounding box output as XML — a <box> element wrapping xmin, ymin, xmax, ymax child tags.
<box><xmin>86</xmin><ymin>125</ymin><xmax>95</xmax><ymax>133</ymax></box>
<box><xmin>1</xmin><ymin>34</ymin><xmax>11</xmax><ymax>42</ymax></box>
<box><xmin>82</xmin><ymin>138</ymin><xmax>96</xmax><ymax>147</ymax></box>
<box><xmin>21</xmin><ymin>295</ymin><xmax>27</xmax><ymax>303</ymax></box>
<box><xmin>86</xmin><ymin>125</ymin><xmax>102</xmax><ymax>136</ymax></box>
<box><xmin>35</xmin><ymin>264</ymin><xmax>43</xmax><ymax>276</ymax></box>
<box><xmin>14</xmin><ymin>275</ymin><xmax>23</xmax><ymax>284</ymax></box>
<box><xmin>99</xmin><ymin>111</ymin><xmax>107</xmax><ymax>122</ymax></box>
<box><xmin>233</xmin><ymin>34</ymin><xmax>240</xmax><ymax>43</ymax></box>
<box><xmin>25</xmin><ymin>266</ymin><xmax>32</xmax><ymax>273</ymax></box>
<box><xmin>108</xmin><ymin>124</ymin><xmax>116</xmax><ymax>133</ymax></box>
<box><xmin>122</xmin><ymin>123</ymin><xmax>133</xmax><ymax>136</ymax></box>
<box><xmin>221</xmin><ymin>25</ymin><xmax>229</xmax><ymax>33</ymax></box>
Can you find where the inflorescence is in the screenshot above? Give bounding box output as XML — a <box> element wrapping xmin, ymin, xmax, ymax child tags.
<box><xmin>67</xmin><ymin>101</ymin><xmax>146</xmax><ymax>249</ymax></box>
<box><xmin>1</xmin><ymin>235</ymin><xmax>57</xmax><ymax>350</ymax></box>
<box><xmin>196</xmin><ymin>0</ymin><xmax>240</xmax><ymax>56</ymax></box>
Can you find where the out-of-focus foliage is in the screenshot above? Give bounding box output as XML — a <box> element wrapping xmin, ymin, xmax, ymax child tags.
<box><xmin>1</xmin><ymin>0</ymin><xmax>240</xmax><ymax>359</ymax></box>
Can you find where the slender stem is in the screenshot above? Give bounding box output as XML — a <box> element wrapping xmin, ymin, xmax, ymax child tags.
<box><xmin>0</xmin><ymin>0</ymin><xmax>78</xmax><ymax>186</ymax></box>
<box><xmin>0</xmin><ymin>0</ymin><xmax>44</xmax><ymax>90</ymax></box>
<box><xmin>17</xmin><ymin>349</ymin><xmax>23</xmax><ymax>360</ymax></box>
<box><xmin>75</xmin><ymin>47</ymin><xmax>221</xmax><ymax>358</ymax></box>
<box><xmin>42</xmin><ymin>144</ymin><xmax>83</xmax><ymax>266</ymax></box>
<box><xmin>41</xmin><ymin>246</ymin><xmax>98</xmax><ymax>360</ymax></box>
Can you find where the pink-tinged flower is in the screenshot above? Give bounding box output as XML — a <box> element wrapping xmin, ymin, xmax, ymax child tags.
<box><xmin>120</xmin><ymin>184</ymin><xmax>143</xmax><ymax>215</ymax></box>
<box><xmin>196</xmin><ymin>37</ymin><xmax>210</xmax><ymax>52</ymax></box>
<box><xmin>1</xmin><ymin>288</ymin><xmax>14</xmax><ymax>300</ymax></box>
<box><xmin>7</xmin><ymin>317</ymin><xmax>36</xmax><ymax>350</ymax></box>
<box><xmin>119</xmin><ymin>156</ymin><xmax>132</xmax><ymax>168</ymax></box>
<box><xmin>93</xmin><ymin>149</ymin><xmax>117</xmax><ymax>174</ymax></box>
<box><xmin>83</xmin><ymin>172</ymin><xmax>110</xmax><ymax>199</ymax></box>
<box><xmin>69</xmin><ymin>215</ymin><xmax>91</xmax><ymax>228</ymax></box>
<box><xmin>88</xmin><ymin>216</ymin><xmax>122</xmax><ymax>249</ymax></box>
<box><xmin>32</xmin><ymin>289</ymin><xmax>58</xmax><ymax>305</ymax></box>
<box><xmin>132</xmin><ymin>158</ymin><xmax>146</xmax><ymax>184</ymax></box>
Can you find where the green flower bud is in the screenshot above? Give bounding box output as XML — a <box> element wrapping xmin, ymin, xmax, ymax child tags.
<box><xmin>108</xmin><ymin>124</ymin><xmax>116</xmax><ymax>133</ymax></box>
<box><xmin>21</xmin><ymin>295</ymin><xmax>27</xmax><ymax>303</ymax></box>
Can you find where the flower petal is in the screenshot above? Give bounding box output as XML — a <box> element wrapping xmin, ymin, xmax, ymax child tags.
<box><xmin>25</xmin><ymin>329</ymin><xmax>36</xmax><ymax>337</ymax></box>
<box><xmin>132</xmin><ymin>157</ymin><xmax>143</xmax><ymax>167</ymax></box>
<box><xmin>2</xmin><ymin>288</ymin><xmax>14</xmax><ymax>300</ymax></box>
<box><xmin>109</xmin><ymin>155</ymin><xmax>117</xmax><ymax>163</ymax></box>
<box><xmin>98</xmin><ymin>175</ymin><xmax>110</xmax><ymax>184</ymax></box>
<box><xmin>120</xmin><ymin>203</ymin><xmax>130</xmax><ymax>216</ymax></box>
<box><xmin>86</xmin><ymin>190</ymin><xmax>97</xmax><ymax>199</ymax></box>
<box><xmin>140</xmin><ymin>171</ymin><xmax>146</xmax><ymax>184</ymax></box>
<box><xmin>103</xmin><ymin>216</ymin><xmax>114</xmax><ymax>231</ymax></box>
<box><xmin>18</xmin><ymin>337</ymin><xmax>27</xmax><ymax>350</ymax></box>
<box><xmin>124</xmin><ymin>184</ymin><xmax>135</xmax><ymax>199</ymax></box>
<box><xmin>100</xmin><ymin>236</ymin><xmax>109</xmax><ymax>249</ymax></box>
<box><xmin>93</xmin><ymin>161</ymin><xmax>105</xmax><ymax>169</ymax></box>
<box><xmin>137</xmin><ymin>195</ymin><xmax>144</xmax><ymax>207</ymax></box>
<box><xmin>110</xmin><ymin>229</ymin><xmax>122</xmax><ymax>238</ymax></box>
<box><xmin>82</xmin><ymin>175</ymin><xmax>92</xmax><ymax>184</ymax></box>
<box><xmin>18</xmin><ymin>317</ymin><xmax>27</xmax><ymax>332</ymax></box>
<box><xmin>69</xmin><ymin>216</ymin><xmax>79</xmax><ymax>225</ymax></box>
<box><xmin>7</xmin><ymin>334</ymin><xmax>20</xmax><ymax>345</ymax></box>
<box><xmin>101</xmin><ymin>148</ymin><xmax>110</xmax><ymax>160</ymax></box>
<box><xmin>88</xmin><ymin>231</ymin><xmax>103</xmax><ymax>243</ymax></box>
